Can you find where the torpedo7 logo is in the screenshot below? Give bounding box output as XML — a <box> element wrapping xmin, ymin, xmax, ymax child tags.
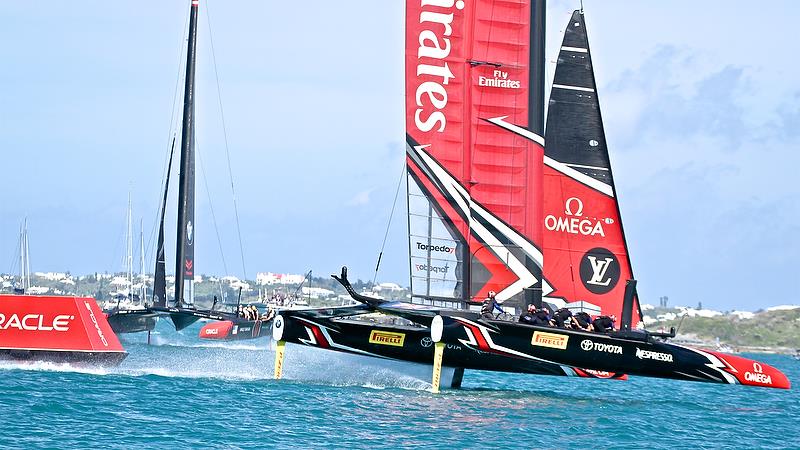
<box><xmin>579</xmin><ymin>247</ymin><xmax>620</xmax><ymax>294</ymax></box>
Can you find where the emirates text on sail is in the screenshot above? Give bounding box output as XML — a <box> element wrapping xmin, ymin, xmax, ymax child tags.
<box><xmin>413</xmin><ymin>0</ymin><xmax>465</xmax><ymax>133</ymax></box>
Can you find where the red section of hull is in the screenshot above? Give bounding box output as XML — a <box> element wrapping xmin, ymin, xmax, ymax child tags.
<box><xmin>0</xmin><ymin>295</ymin><xmax>126</xmax><ymax>365</ymax></box>
<box><xmin>574</xmin><ymin>368</ymin><xmax>628</xmax><ymax>380</ymax></box>
<box><xmin>199</xmin><ymin>320</ymin><xmax>234</xmax><ymax>340</ymax></box>
<box><xmin>706</xmin><ymin>351</ymin><xmax>791</xmax><ymax>389</ymax></box>
<box><xmin>198</xmin><ymin>319</ymin><xmax>271</xmax><ymax>341</ymax></box>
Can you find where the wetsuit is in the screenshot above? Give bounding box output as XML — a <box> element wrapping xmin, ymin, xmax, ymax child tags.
<box><xmin>553</xmin><ymin>308</ymin><xmax>573</xmax><ymax>328</ymax></box>
<box><xmin>574</xmin><ymin>312</ymin><xmax>592</xmax><ymax>330</ymax></box>
<box><xmin>519</xmin><ymin>312</ymin><xmax>536</xmax><ymax>324</ymax></box>
<box><xmin>531</xmin><ymin>309</ymin><xmax>552</xmax><ymax>326</ymax></box>
<box><xmin>481</xmin><ymin>297</ymin><xmax>504</xmax><ymax>319</ymax></box>
<box><xmin>592</xmin><ymin>315</ymin><xmax>615</xmax><ymax>332</ymax></box>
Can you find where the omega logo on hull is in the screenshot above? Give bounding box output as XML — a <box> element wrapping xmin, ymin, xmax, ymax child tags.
<box><xmin>744</xmin><ymin>361</ymin><xmax>772</xmax><ymax>385</ymax></box>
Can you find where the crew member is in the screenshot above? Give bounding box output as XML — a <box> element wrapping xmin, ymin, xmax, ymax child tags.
<box><xmin>481</xmin><ymin>291</ymin><xmax>504</xmax><ymax>319</ymax></box>
<box><xmin>572</xmin><ymin>311</ymin><xmax>593</xmax><ymax>331</ymax></box>
<box><xmin>519</xmin><ymin>304</ymin><xmax>537</xmax><ymax>324</ymax></box>
<box><xmin>592</xmin><ymin>314</ymin><xmax>616</xmax><ymax>332</ymax></box>
<box><xmin>262</xmin><ymin>306</ymin><xmax>276</xmax><ymax>322</ymax></box>
<box><xmin>552</xmin><ymin>307</ymin><xmax>573</xmax><ymax>328</ymax></box>
<box><xmin>532</xmin><ymin>307</ymin><xmax>552</xmax><ymax>326</ymax></box>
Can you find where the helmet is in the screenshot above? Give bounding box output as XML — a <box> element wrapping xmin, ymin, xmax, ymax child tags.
<box><xmin>527</xmin><ymin>304</ymin><xmax>536</xmax><ymax>312</ymax></box>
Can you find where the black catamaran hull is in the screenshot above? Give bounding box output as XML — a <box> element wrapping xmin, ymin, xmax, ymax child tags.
<box><xmin>316</xmin><ymin>268</ymin><xmax>789</xmax><ymax>389</ymax></box>
<box><xmin>199</xmin><ymin>318</ymin><xmax>272</xmax><ymax>341</ymax></box>
<box><xmin>273</xmin><ymin>309</ymin><xmax>623</xmax><ymax>381</ymax></box>
<box><xmin>106</xmin><ymin>309</ymin><xmax>158</xmax><ymax>334</ymax></box>
<box><xmin>362</xmin><ymin>299</ymin><xmax>790</xmax><ymax>389</ymax></box>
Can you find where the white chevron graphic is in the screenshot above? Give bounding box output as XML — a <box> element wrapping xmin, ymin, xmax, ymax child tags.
<box><xmin>411</xmin><ymin>144</ymin><xmax>542</xmax><ymax>301</ymax></box>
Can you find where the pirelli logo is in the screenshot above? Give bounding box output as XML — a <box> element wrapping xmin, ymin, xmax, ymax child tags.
<box><xmin>369</xmin><ymin>330</ymin><xmax>406</xmax><ymax>347</ymax></box>
<box><xmin>531</xmin><ymin>331</ymin><xmax>569</xmax><ymax>350</ymax></box>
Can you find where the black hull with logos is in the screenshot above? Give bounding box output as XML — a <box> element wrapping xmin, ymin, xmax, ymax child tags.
<box><xmin>199</xmin><ymin>317</ymin><xmax>273</xmax><ymax>341</ymax></box>
<box><xmin>362</xmin><ymin>303</ymin><xmax>790</xmax><ymax>389</ymax></box>
<box><xmin>273</xmin><ymin>308</ymin><xmax>620</xmax><ymax>380</ymax></box>
<box><xmin>323</xmin><ymin>268</ymin><xmax>790</xmax><ymax>389</ymax></box>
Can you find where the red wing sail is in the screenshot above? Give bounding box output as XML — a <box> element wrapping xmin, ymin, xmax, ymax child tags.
<box><xmin>543</xmin><ymin>10</ymin><xmax>640</xmax><ymax>324</ymax></box>
<box><xmin>406</xmin><ymin>0</ymin><xmax>544</xmax><ymax>311</ymax></box>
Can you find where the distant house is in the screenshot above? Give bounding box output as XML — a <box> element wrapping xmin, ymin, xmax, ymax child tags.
<box><xmin>256</xmin><ymin>272</ymin><xmax>305</xmax><ymax>286</ymax></box>
<box><xmin>229</xmin><ymin>280</ymin><xmax>251</xmax><ymax>291</ymax></box>
<box><xmin>676</xmin><ymin>306</ymin><xmax>722</xmax><ymax>318</ymax></box>
<box><xmin>301</xmin><ymin>287</ymin><xmax>335</xmax><ymax>299</ymax></box>
<box><xmin>730</xmin><ymin>311</ymin><xmax>755</xmax><ymax>320</ymax></box>
<box><xmin>374</xmin><ymin>282</ymin><xmax>403</xmax><ymax>292</ymax></box>
<box><xmin>35</xmin><ymin>272</ymin><xmax>69</xmax><ymax>281</ymax></box>
<box><xmin>766</xmin><ymin>305</ymin><xmax>800</xmax><ymax>312</ymax></box>
<box><xmin>28</xmin><ymin>286</ymin><xmax>50</xmax><ymax>295</ymax></box>
<box><xmin>109</xmin><ymin>276</ymin><xmax>129</xmax><ymax>286</ymax></box>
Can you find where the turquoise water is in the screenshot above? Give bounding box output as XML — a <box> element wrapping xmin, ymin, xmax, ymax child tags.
<box><xmin>1</xmin><ymin>320</ymin><xmax>796</xmax><ymax>449</ymax></box>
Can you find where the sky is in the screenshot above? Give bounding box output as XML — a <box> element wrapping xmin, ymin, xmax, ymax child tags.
<box><xmin>0</xmin><ymin>1</ymin><xmax>798</xmax><ymax>311</ymax></box>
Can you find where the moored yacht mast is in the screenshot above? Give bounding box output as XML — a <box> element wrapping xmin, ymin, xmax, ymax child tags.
<box><xmin>126</xmin><ymin>192</ymin><xmax>134</xmax><ymax>300</ymax></box>
<box><xmin>139</xmin><ymin>218</ymin><xmax>146</xmax><ymax>303</ymax></box>
<box><xmin>18</xmin><ymin>218</ymin><xmax>31</xmax><ymax>293</ymax></box>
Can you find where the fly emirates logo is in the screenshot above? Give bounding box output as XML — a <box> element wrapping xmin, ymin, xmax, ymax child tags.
<box><xmin>0</xmin><ymin>313</ymin><xmax>73</xmax><ymax>332</ymax></box>
<box><xmin>413</xmin><ymin>0</ymin><xmax>465</xmax><ymax>133</ymax></box>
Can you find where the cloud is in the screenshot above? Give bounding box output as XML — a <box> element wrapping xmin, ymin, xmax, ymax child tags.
<box><xmin>347</xmin><ymin>189</ymin><xmax>373</xmax><ymax>207</ymax></box>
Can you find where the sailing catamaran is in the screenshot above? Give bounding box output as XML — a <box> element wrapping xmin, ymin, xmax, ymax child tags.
<box><xmin>271</xmin><ymin>1</ymin><xmax>623</xmax><ymax>386</ymax></box>
<box><xmin>108</xmin><ymin>0</ymin><xmax>248</xmax><ymax>334</ymax></box>
<box><xmin>310</xmin><ymin>11</ymin><xmax>790</xmax><ymax>389</ymax></box>
<box><xmin>273</xmin><ymin>5</ymin><xmax>790</xmax><ymax>390</ymax></box>
<box><xmin>147</xmin><ymin>0</ymin><xmax>227</xmax><ymax>332</ymax></box>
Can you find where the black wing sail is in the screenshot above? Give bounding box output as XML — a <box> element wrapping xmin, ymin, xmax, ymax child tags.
<box><xmin>174</xmin><ymin>0</ymin><xmax>199</xmax><ymax>307</ymax></box>
<box><xmin>542</xmin><ymin>10</ymin><xmax>641</xmax><ymax>324</ymax></box>
<box><xmin>153</xmin><ymin>139</ymin><xmax>176</xmax><ymax>308</ymax></box>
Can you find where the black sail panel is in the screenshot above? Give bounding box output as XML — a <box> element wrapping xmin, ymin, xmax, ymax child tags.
<box><xmin>153</xmin><ymin>139</ymin><xmax>175</xmax><ymax>308</ymax></box>
<box><xmin>543</xmin><ymin>10</ymin><xmax>640</xmax><ymax>325</ymax></box>
<box><xmin>546</xmin><ymin>10</ymin><xmax>612</xmax><ymax>184</ymax></box>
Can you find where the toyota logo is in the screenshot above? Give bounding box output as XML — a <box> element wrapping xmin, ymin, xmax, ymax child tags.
<box><xmin>420</xmin><ymin>337</ymin><xmax>433</xmax><ymax>348</ymax></box>
<box><xmin>581</xmin><ymin>339</ymin><xmax>594</xmax><ymax>351</ymax></box>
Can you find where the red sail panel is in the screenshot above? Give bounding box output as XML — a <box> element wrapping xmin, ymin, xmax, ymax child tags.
<box><xmin>543</xmin><ymin>10</ymin><xmax>639</xmax><ymax>325</ymax></box>
<box><xmin>406</xmin><ymin>0</ymin><xmax>543</xmax><ymax>309</ymax></box>
<box><xmin>543</xmin><ymin>166</ymin><xmax>633</xmax><ymax>318</ymax></box>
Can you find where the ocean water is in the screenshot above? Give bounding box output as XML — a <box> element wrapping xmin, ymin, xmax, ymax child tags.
<box><xmin>1</xmin><ymin>320</ymin><xmax>797</xmax><ymax>449</ymax></box>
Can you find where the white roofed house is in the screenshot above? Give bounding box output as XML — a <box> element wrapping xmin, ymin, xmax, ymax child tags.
<box><xmin>301</xmin><ymin>287</ymin><xmax>335</xmax><ymax>299</ymax></box>
<box><xmin>229</xmin><ymin>280</ymin><xmax>251</xmax><ymax>292</ymax></box>
<box><xmin>374</xmin><ymin>282</ymin><xmax>403</xmax><ymax>292</ymax></box>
